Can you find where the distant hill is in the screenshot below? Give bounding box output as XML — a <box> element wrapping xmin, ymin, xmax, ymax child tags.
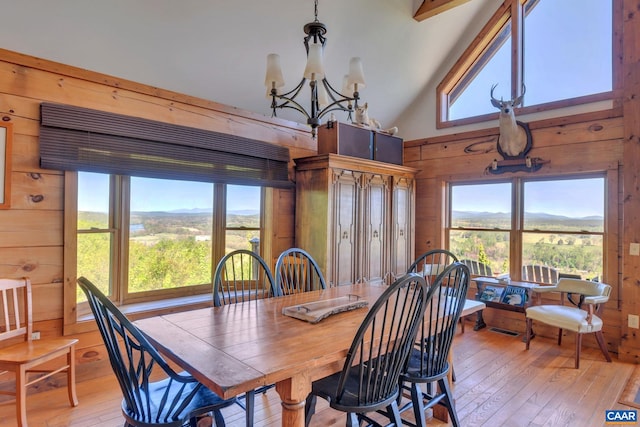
<box><xmin>453</xmin><ymin>211</ymin><xmax>603</xmax><ymax>221</ymax></box>
<box><xmin>452</xmin><ymin>211</ymin><xmax>603</xmax><ymax>231</ymax></box>
<box><xmin>150</xmin><ymin>208</ymin><xmax>260</xmax><ymax>215</ymax></box>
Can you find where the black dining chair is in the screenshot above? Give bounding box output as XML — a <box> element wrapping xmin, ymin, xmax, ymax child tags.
<box><xmin>212</xmin><ymin>249</ymin><xmax>279</xmax><ymax>424</ymax></box>
<box><xmin>213</xmin><ymin>249</ymin><xmax>279</xmax><ymax>306</ymax></box>
<box><xmin>274</xmin><ymin>248</ymin><xmax>327</xmax><ymax>295</ymax></box>
<box><xmin>407</xmin><ymin>249</ymin><xmax>459</xmax><ymax>284</ymax></box>
<box><xmin>304</xmin><ymin>273</ymin><xmax>431</xmax><ymax>427</ymax></box>
<box><xmin>397</xmin><ymin>262</ymin><xmax>471</xmax><ymax>427</ymax></box>
<box><xmin>78</xmin><ymin>277</ymin><xmax>238</xmax><ymax>427</ymax></box>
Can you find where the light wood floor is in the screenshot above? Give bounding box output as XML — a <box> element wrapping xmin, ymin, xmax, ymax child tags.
<box><xmin>0</xmin><ymin>322</ymin><xmax>635</xmax><ymax>427</ymax></box>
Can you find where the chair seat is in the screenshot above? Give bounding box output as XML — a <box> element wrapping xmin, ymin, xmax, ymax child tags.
<box><xmin>463</xmin><ymin>299</ymin><xmax>485</xmax><ymax>315</ymax></box>
<box><xmin>526</xmin><ymin>305</ymin><xmax>603</xmax><ymax>333</ymax></box>
<box><xmin>401</xmin><ymin>347</ymin><xmax>449</xmax><ymax>382</ymax></box>
<box><xmin>0</xmin><ymin>338</ymin><xmax>78</xmax><ymax>365</ymax></box>
<box><xmin>123</xmin><ymin>374</ymin><xmax>235</xmax><ymax>425</ymax></box>
<box><xmin>311</xmin><ymin>369</ymin><xmax>399</xmax><ymax>413</ymax></box>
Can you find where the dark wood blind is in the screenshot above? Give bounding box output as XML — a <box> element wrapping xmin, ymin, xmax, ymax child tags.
<box><xmin>39</xmin><ymin>103</ymin><xmax>292</xmax><ymax>188</ymax></box>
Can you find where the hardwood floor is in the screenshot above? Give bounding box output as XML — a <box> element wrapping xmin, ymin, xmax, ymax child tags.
<box><xmin>0</xmin><ymin>321</ymin><xmax>635</xmax><ymax>427</ymax></box>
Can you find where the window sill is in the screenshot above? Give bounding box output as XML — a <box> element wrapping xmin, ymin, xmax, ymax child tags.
<box><xmin>69</xmin><ymin>293</ymin><xmax>213</xmax><ymax>335</ymax></box>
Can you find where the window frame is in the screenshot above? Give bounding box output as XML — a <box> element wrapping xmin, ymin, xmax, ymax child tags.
<box><xmin>445</xmin><ymin>172</ymin><xmax>612</xmax><ymax>282</ymax></box>
<box><xmin>64</xmin><ymin>171</ymin><xmax>267</xmax><ymax>334</ymax></box>
<box><xmin>436</xmin><ymin>0</ymin><xmax>622</xmax><ymax>129</ymax></box>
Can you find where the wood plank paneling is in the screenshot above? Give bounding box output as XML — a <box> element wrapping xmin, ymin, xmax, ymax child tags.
<box><xmin>0</xmin><ymin>210</ymin><xmax>62</xmax><ymax>247</ymax></box>
<box><xmin>0</xmin><ymin>61</ymin><xmax>313</xmax><ymax>151</ymax></box>
<box><xmin>10</xmin><ymin>171</ymin><xmax>63</xmax><ymax>210</ymax></box>
<box><xmin>0</xmin><ymin>246</ymin><xmax>62</xmax><ymax>285</ymax></box>
<box><xmin>619</xmin><ymin>0</ymin><xmax>640</xmax><ymax>363</ymax></box>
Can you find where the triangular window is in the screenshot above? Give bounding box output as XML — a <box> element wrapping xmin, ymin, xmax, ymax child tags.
<box><xmin>438</xmin><ymin>0</ymin><xmax>616</xmax><ymax>127</ymax></box>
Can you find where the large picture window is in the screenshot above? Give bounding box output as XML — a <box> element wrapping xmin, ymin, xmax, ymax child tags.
<box><xmin>447</xmin><ymin>176</ymin><xmax>605</xmax><ymax>281</ymax></box>
<box><xmin>74</xmin><ymin>171</ymin><xmax>263</xmax><ymax>307</ymax></box>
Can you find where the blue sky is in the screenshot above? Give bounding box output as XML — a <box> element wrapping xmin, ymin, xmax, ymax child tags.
<box><xmin>78</xmin><ymin>173</ymin><xmax>260</xmax><ymax>213</ymax></box>
<box><xmin>452</xmin><ymin>178</ymin><xmax>605</xmax><ymax>218</ymax></box>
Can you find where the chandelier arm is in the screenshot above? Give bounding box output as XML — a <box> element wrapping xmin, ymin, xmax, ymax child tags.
<box><xmin>318</xmin><ymin>106</ymin><xmax>350</xmax><ymax>121</ymax></box>
<box><xmin>317</xmin><ymin>101</ymin><xmax>354</xmax><ymax>119</ymax></box>
<box><xmin>276</xmin><ymin>77</ymin><xmax>307</xmax><ymax>101</ymax></box>
<box><xmin>271</xmin><ymin>95</ymin><xmax>312</xmax><ymax>121</ymax></box>
<box><xmin>321</xmin><ymin>78</ymin><xmax>351</xmax><ymax>101</ymax></box>
<box><xmin>322</xmin><ymin>79</ymin><xmax>360</xmax><ymax>109</ymax></box>
<box><xmin>270</xmin><ymin>78</ymin><xmax>313</xmax><ymax>119</ymax></box>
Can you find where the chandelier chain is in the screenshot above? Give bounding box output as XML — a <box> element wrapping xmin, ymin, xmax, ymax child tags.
<box><xmin>314</xmin><ymin>0</ymin><xmax>319</xmax><ymax>22</ymax></box>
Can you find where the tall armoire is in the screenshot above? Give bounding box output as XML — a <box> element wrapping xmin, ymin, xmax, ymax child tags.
<box><xmin>294</xmin><ymin>153</ymin><xmax>416</xmax><ymax>286</ymax></box>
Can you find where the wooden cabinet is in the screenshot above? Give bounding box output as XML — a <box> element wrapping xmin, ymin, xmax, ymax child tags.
<box><xmin>317</xmin><ymin>122</ymin><xmax>403</xmax><ymax>165</ymax></box>
<box><xmin>294</xmin><ymin>154</ymin><xmax>416</xmax><ymax>286</ymax></box>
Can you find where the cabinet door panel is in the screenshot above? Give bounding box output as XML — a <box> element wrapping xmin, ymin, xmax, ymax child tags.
<box><xmin>362</xmin><ymin>173</ymin><xmax>390</xmax><ymax>285</ymax></box>
<box><xmin>390</xmin><ymin>177</ymin><xmax>414</xmax><ymax>282</ymax></box>
<box><xmin>331</xmin><ymin>170</ymin><xmax>359</xmax><ymax>286</ymax></box>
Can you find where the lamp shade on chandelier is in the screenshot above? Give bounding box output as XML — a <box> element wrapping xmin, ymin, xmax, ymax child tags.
<box><xmin>264</xmin><ymin>0</ymin><xmax>366</xmax><ymax>137</ymax></box>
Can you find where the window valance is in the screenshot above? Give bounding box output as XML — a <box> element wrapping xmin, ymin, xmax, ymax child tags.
<box><xmin>39</xmin><ymin>103</ymin><xmax>292</xmax><ymax>188</ymax></box>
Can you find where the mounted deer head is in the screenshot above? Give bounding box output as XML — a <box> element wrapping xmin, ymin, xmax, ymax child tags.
<box><xmin>490</xmin><ymin>84</ymin><xmax>528</xmax><ymax>157</ymax></box>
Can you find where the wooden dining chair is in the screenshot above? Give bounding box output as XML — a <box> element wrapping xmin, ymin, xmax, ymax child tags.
<box><xmin>0</xmin><ymin>277</ymin><xmax>78</xmax><ymax>427</ymax></box>
<box><xmin>213</xmin><ymin>249</ymin><xmax>279</xmax><ymax>306</ymax></box>
<box><xmin>274</xmin><ymin>248</ymin><xmax>327</xmax><ymax>295</ymax></box>
<box><xmin>522</xmin><ymin>264</ymin><xmax>558</xmax><ymax>284</ymax></box>
<box><xmin>78</xmin><ymin>277</ymin><xmax>238</xmax><ymax>427</ymax></box>
<box><xmin>398</xmin><ymin>262</ymin><xmax>471</xmax><ymax>427</ymax></box>
<box><xmin>212</xmin><ymin>249</ymin><xmax>278</xmax><ymax>424</ymax></box>
<box><xmin>459</xmin><ymin>259</ymin><xmax>493</xmax><ymax>276</ymax></box>
<box><xmin>304</xmin><ymin>273</ymin><xmax>430</xmax><ymax>427</ymax></box>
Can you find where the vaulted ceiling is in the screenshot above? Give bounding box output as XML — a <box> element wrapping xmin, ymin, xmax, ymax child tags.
<box><xmin>1</xmin><ymin>0</ymin><xmax>499</xmax><ymax>139</ymax></box>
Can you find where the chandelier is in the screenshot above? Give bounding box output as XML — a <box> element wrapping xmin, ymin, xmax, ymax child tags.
<box><xmin>264</xmin><ymin>0</ymin><xmax>366</xmax><ymax>138</ymax></box>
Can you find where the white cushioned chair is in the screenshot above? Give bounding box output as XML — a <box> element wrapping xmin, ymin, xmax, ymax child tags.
<box><xmin>525</xmin><ymin>278</ymin><xmax>612</xmax><ymax>368</ymax></box>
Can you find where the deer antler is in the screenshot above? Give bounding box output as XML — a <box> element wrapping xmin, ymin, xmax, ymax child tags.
<box><xmin>513</xmin><ymin>84</ymin><xmax>526</xmax><ymax>107</ymax></box>
<box><xmin>491</xmin><ymin>83</ymin><xmax>526</xmax><ymax>108</ymax></box>
<box><xmin>490</xmin><ymin>83</ymin><xmax>502</xmax><ymax>109</ymax></box>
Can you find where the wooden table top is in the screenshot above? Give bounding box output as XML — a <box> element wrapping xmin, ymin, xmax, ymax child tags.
<box><xmin>134</xmin><ymin>283</ymin><xmax>388</xmax><ymax>400</ymax></box>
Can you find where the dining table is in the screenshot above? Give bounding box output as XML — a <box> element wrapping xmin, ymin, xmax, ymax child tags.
<box><xmin>134</xmin><ymin>283</ymin><xmax>485</xmax><ymax>427</ymax></box>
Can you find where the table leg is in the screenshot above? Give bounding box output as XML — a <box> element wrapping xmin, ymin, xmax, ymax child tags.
<box><xmin>474</xmin><ymin>310</ymin><xmax>487</xmax><ymax>330</ymax></box>
<box><xmin>276</xmin><ymin>373</ymin><xmax>312</xmax><ymax>427</ymax></box>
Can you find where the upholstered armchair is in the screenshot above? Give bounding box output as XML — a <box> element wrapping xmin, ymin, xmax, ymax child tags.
<box><xmin>525</xmin><ymin>278</ymin><xmax>612</xmax><ymax>368</ymax></box>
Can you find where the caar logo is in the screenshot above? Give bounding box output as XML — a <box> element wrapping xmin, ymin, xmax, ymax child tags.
<box><xmin>606</xmin><ymin>410</ymin><xmax>637</xmax><ymax>424</ymax></box>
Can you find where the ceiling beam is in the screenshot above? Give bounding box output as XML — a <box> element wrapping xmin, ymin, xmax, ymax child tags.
<box><xmin>413</xmin><ymin>0</ymin><xmax>473</xmax><ymax>22</ymax></box>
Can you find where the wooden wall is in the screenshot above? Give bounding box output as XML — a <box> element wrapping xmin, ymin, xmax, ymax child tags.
<box><xmin>404</xmin><ymin>109</ymin><xmax>626</xmax><ymax>354</ymax></box>
<box><xmin>0</xmin><ymin>48</ymin><xmax>315</xmax><ymax>390</ymax></box>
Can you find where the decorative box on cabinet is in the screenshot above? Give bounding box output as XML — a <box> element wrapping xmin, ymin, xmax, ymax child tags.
<box><xmin>294</xmin><ymin>154</ymin><xmax>416</xmax><ymax>287</ymax></box>
<box><xmin>317</xmin><ymin>122</ymin><xmax>404</xmax><ymax>165</ymax></box>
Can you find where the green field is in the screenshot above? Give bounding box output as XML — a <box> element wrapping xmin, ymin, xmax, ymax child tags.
<box><xmin>77</xmin><ymin>211</ymin><xmax>259</xmax><ymax>300</ymax></box>
<box><xmin>450</xmin><ymin>211</ymin><xmax>603</xmax><ymax>279</ymax></box>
